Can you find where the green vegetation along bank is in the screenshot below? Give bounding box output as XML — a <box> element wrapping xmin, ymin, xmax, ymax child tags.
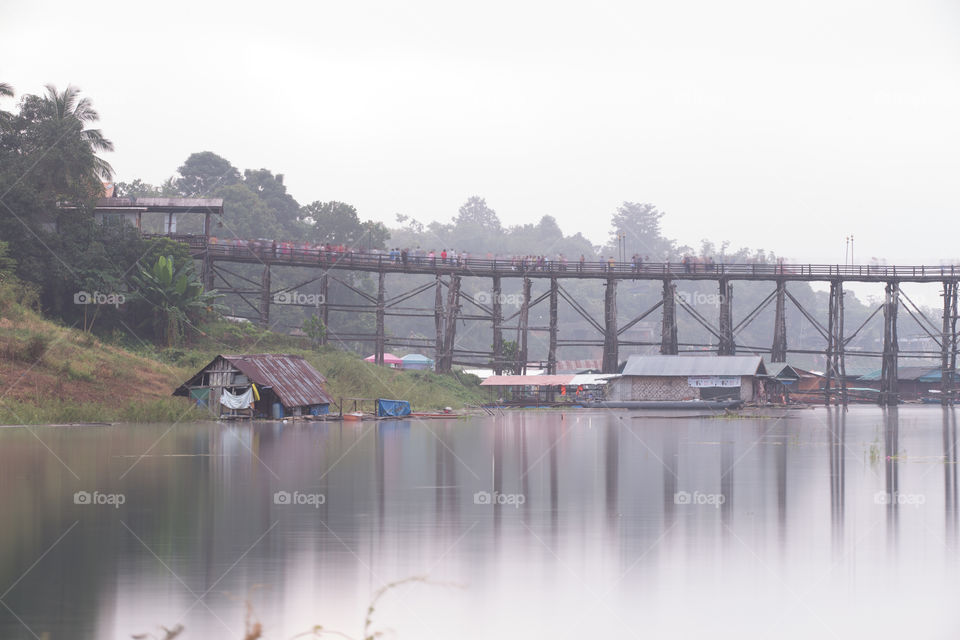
<box><xmin>0</xmin><ymin>283</ymin><xmax>484</xmax><ymax>425</ymax></box>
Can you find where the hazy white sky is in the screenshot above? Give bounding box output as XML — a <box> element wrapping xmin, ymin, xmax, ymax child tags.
<box><xmin>3</xmin><ymin>0</ymin><xmax>960</xmax><ymax>266</ymax></box>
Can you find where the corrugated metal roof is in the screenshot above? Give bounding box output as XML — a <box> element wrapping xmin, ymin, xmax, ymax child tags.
<box><xmin>858</xmin><ymin>366</ymin><xmax>940</xmax><ymax>381</ymax></box>
<box><xmin>223</xmin><ymin>354</ymin><xmax>333</xmax><ymax>407</ymax></box>
<box><xmin>480</xmin><ymin>375</ymin><xmax>575</xmax><ymax>387</ymax></box>
<box><xmin>621</xmin><ymin>355</ymin><xmax>766</xmax><ymax>377</ymax></box>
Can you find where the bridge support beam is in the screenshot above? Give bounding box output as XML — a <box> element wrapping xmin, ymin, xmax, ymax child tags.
<box><xmin>492</xmin><ymin>275</ymin><xmax>503</xmax><ymax>375</ymax></box>
<box><xmin>718</xmin><ymin>279</ymin><xmax>735</xmax><ymax>355</ymax></box>
<box><xmin>661</xmin><ymin>280</ymin><xmax>678</xmax><ymax>355</ymax></box>
<box><xmin>434</xmin><ymin>275</ymin><xmax>444</xmax><ymax>369</ymax></box>
<box><xmin>516</xmin><ymin>278</ymin><xmax>532</xmax><ymax>375</ymax></box>
<box><xmin>548</xmin><ymin>277</ymin><xmax>558</xmax><ymax>375</ymax></box>
<box><xmin>825</xmin><ymin>281</ymin><xmax>847</xmax><ymax>406</ymax></box>
<box><xmin>201</xmin><ymin>250</ymin><xmax>215</xmax><ymax>292</ymax></box>
<box><xmin>438</xmin><ymin>275</ymin><xmax>461</xmax><ymax>373</ymax></box>
<box><xmin>258</xmin><ymin>264</ymin><xmax>271</xmax><ymax>328</ymax></box>
<box><xmin>943</xmin><ymin>281</ymin><xmax>959</xmax><ymax>406</ymax></box>
<box><xmin>375</xmin><ymin>270</ymin><xmax>386</xmax><ymax>366</ymax></box>
<box><xmin>881</xmin><ymin>281</ymin><xmax>900</xmax><ymax>405</ymax></box>
<box><xmin>772</xmin><ymin>280</ymin><xmax>787</xmax><ymax>363</ymax></box>
<box><xmin>602</xmin><ymin>278</ymin><xmax>618</xmax><ymax>373</ymax></box>
<box><xmin>319</xmin><ymin>274</ymin><xmax>329</xmax><ymax>345</ymax></box>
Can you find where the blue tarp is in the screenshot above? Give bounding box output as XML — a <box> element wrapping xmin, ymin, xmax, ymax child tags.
<box><xmin>377</xmin><ymin>398</ymin><xmax>411</xmax><ymax>417</ymax></box>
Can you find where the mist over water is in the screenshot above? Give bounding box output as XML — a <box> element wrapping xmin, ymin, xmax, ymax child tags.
<box><xmin>2</xmin><ymin>407</ymin><xmax>959</xmax><ymax>639</ymax></box>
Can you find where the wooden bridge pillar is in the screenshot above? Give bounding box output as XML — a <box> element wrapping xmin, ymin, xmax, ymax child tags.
<box><xmin>517</xmin><ymin>278</ymin><xmax>532</xmax><ymax>375</ymax></box>
<box><xmin>771</xmin><ymin>280</ymin><xmax>787</xmax><ymax>363</ymax></box>
<box><xmin>258</xmin><ymin>264</ymin><xmax>271</xmax><ymax>328</ymax></box>
<box><xmin>439</xmin><ymin>275</ymin><xmax>461</xmax><ymax>373</ymax></box>
<box><xmin>492</xmin><ymin>275</ymin><xmax>503</xmax><ymax>375</ymax></box>
<box><xmin>718</xmin><ymin>279</ymin><xmax>735</xmax><ymax>355</ymax></box>
<box><xmin>661</xmin><ymin>280</ymin><xmax>678</xmax><ymax>355</ymax></box>
<box><xmin>942</xmin><ymin>281</ymin><xmax>958</xmax><ymax>406</ymax></box>
<box><xmin>375</xmin><ymin>270</ymin><xmax>386</xmax><ymax>366</ymax></box>
<box><xmin>434</xmin><ymin>275</ymin><xmax>444</xmax><ymax>369</ymax></box>
<box><xmin>319</xmin><ymin>274</ymin><xmax>329</xmax><ymax>345</ymax></box>
<box><xmin>602</xmin><ymin>278</ymin><xmax>619</xmax><ymax>373</ymax></box>
<box><xmin>881</xmin><ymin>281</ymin><xmax>900</xmax><ymax>405</ymax></box>
<box><xmin>825</xmin><ymin>281</ymin><xmax>847</xmax><ymax>406</ymax></box>
<box><xmin>548</xmin><ymin>277</ymin><xmax>558</xmax><ymax>375</ymax></box>
<box><xmin>201</xmin><ymin>251</ymin><xmax>215</xmax><ymax>292</ymax></box>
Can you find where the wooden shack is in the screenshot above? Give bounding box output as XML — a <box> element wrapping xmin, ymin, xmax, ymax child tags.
<box><xmin>174</xmin><ymin>354</ymin><xmax>333</xmax><ymax>418</ymax></box>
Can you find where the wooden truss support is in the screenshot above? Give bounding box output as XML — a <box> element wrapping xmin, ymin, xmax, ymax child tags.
<box><xmin>375</xmin><ymin>270</ymin><xmax>386</xmax><ymax>366</ymax></box>
<box><xmin>548</xmin><ymin>277</ymin><xmax>558</xmax><ymax>375</ymax></box>
<box><xmin>259</xmin><ymin>264</ymin><xmax>271</xmax><ymax>328</ymax></box>
<box><xmin>493</xmin><ymin>275</ymin><xmax>504</xmax><ymax>375</ymax></box>
<box><xmin>319</xmin><ymin>274</ymin><xmax>329</xmax><ymax>345</ymax></box>
<box><xmin>824</xmin><ymin>280</ymin><xmax>847</xmax><ymax>406</ymax></box>
<box><xmin>943</xmin><ymin>281</ymin><xmax>959</xmax><ymax>406</ymax></box>
<box><xmin>880</xmin><ymin>281</ymin><xmax>900</xmax><ymax>405</ymax></box>
<box><xmin>438</xmin><ymin>274</ymin><xmax>462</xmax><ymax>373</ymax></box>
<box><xmin>602</xmin><ymin>278</ymin><xmax>619</xmax><ymax>373</ymax></box>
<box><xmin>772</xmin><ymin>280</ymin><xmax>787</xmax><ymax>363</ymax></box>
<box><xmin>718</xmin><ymin>278</ymin><xmax>735</xmax><ymax>355</ymax></box>
<box><xmin>661</xmin><ymin>280</ymin><xmax>678</xmax><ymax>355</ymax></box>
<box><xmin>434</xmin><ymin>275</ymin><xmax>444</xmax><ymax>368</ymax></box>
<box><xmin>516</xmin><ymin>278</ymin><xmax>532</xmax><ymax>375</ymax></box>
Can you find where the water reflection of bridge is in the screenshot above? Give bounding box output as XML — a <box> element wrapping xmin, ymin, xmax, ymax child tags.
<box><xmin>125</xmin><ymin>204</ymin><xmax>957</xmax><ymax>405</ymax></box>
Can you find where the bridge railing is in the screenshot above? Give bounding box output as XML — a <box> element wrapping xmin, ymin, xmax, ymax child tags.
<box><xmin>148</xmin><ymin>235</ymin><xmax>960</xmax><ymax>278</ymax></box>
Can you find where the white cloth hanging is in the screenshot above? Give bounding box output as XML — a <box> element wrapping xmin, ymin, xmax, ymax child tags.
<box><xmin>220</xmin><ymin>388</ymin><xmax>254</xmax><ymax>409</ymax></box>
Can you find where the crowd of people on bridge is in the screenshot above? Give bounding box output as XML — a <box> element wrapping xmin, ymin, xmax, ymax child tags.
<box><xmin>206</xmin><ymin>236</ymin><xmax>672</xmax><ymax>273</ymax></box>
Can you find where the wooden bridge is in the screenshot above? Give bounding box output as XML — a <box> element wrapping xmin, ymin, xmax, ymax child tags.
<box><xmin>81</xmin><ymin>193</ymin><xmax>951</xmax><ymax>407</ymax></box>
<box><xmin>145</xmin><ymin>234</ymin><xmax>960</xmax><ymax>407</ymax></box>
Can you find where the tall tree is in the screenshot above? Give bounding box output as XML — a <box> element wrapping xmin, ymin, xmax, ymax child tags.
<box><xmin>40</xmin><ymin>84</ymin><xmax>114</xmax><ymax>183</ymax></box>
<box><xmin>454</xmin><ymin>196</ymin><xmax>501</xmax><ymax>231</ymax></box>
<box><xmin>299</xmin><ymin>201</ymin><xmax>366</xmax><ymax>246</ymax></box>
<box><xmin>175</xmin><ymin>151</ymin><xmax>241</xmax><ymax>196</ymax></box>
<box><xmin>607</xmin><ymin>202</ymin><xmax>674</xmax><ymax>260</ymax></box>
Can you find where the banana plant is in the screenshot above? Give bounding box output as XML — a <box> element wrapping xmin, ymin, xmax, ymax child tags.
<box><xmin>130</xmin><ymin>255</ymin><xmax>221</xmax><ymax>346</ymax></box>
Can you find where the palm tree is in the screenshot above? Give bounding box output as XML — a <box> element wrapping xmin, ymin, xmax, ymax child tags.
<box><xmin>42</xmin><ymin>84</ymin><xmax>114</xmax><ymax>182</ymax></box>
<box><xmin>0</xmin><ymin>82</ymin><xmax>13</xmax><ymax>98</ymax></box>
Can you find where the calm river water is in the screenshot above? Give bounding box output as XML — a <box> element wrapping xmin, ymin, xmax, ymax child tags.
<box><xmin>1</xmin><ymin>407</ymin><xmax>959</xmax><ymax>639</ymax></box>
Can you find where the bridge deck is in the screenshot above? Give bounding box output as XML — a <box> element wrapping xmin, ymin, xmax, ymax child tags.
<box><xmin>166</xmin><ymin>236</ymin><xmax>960</xmax><ymax>283</ymax></box>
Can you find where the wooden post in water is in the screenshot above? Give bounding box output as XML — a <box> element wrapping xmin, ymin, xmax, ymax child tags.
<box><xmin>375</xmin><ymin>270</ymin><xmax>386</xmax><ymax>366</ymax></box>
<box><xmin>548</xmin><ymin>277</ymin><xmax>558</xmax><ymax>375</ymax></box>
<box><xmin>718</xmin><ymin>278</ymin><xmax>735</xmax><ymax>355</ymax></box>
<box><xmin>771</xmin><ymin>280</ymin><xmax>787</xmax><ymax>363</ymax></box>
<box><xmin>661</xmin><ymin>279</ymin><xmax>678</xmax><ymax>355</ymax></box>
<box><xmin>492</xmin><ymin>275</ymin><xmax>503</xmax><ymax>375</ymax></box>
<box><xmin>259</xmin><ymin>264</ymin><xmax>271</xmax><ymax>328</ymax></box>
<box><xmin>881</xmin><ymin>281</ymin><xmax>900</xmax><ymax>405</ymax></box>
<box><xmin>602</xmin><ymin>277</ymin><xmax>618</xmax><ymax>373</ymax></box>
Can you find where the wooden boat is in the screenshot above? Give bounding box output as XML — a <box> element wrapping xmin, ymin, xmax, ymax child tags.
<box><xmin>343</xmin><ymin>411</ymin><xmax>365</xmax><ymax>421</ymax></box>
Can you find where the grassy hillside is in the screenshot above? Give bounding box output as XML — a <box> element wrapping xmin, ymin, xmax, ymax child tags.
<box><xmin>0</xmin><ymin>286</ymin><xmax>484</xmax><ymax>424</ymax></box>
